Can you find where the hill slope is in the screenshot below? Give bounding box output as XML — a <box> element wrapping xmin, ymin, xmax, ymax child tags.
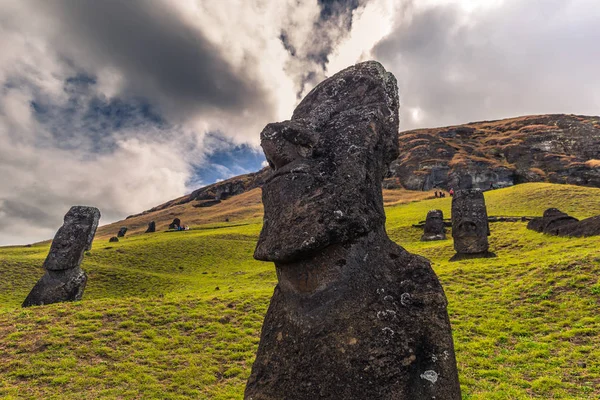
<box><xmin>1</xmin><ymin>183</ymin><xmax>600</xmax><ymax>399</ymax></box>
<box><xmin>118</xmin><ymin>114</ymin><xmax>600</xmax><ymax>231</ymax></box>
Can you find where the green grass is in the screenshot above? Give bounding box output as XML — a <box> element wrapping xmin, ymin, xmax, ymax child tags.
<box><xmin>1</xmin><ymin>182</ymin><xmax>600</xmax><ymax>399</ymax></box>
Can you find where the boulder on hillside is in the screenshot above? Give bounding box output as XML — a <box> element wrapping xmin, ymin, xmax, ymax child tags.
<box><xmin>117</xmin><ymin>227</ymin><xmax>128</xmax><ymax>237</ymax></box>
<box><xmin>109</xmin><ymin>236</ymin><xmax>119</xmax><ymax>243</ymax></box>
<box><xmin>246</xmin><ymin>61</ymin><xmax>461</xmax><ymax>400</ymax></box>
<box><xmin>23</xmin><ymin>206</ymin><xmax>100</xmax><ymax>307</ymax></box>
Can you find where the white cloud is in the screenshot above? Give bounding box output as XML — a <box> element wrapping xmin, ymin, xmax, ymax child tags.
<box><xmin>1</xmin><ymin>0</ymin><xmax>600</xmax><ymax>244</ymax></box>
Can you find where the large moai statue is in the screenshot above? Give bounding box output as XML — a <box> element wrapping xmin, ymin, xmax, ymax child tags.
<box><xmin>450</xmin><ymin>189</ymin><xmax>493</xmax><ymax>260</ymax></box>
<box><xmin>421</xmin><ymin>209</ymin><xmax>447</xmax><ymax>241</ymax></box>
<box><xmin>22</xmin><ymin>206</ymin><xmax>100</xmax><ymax>307</ymax></box>
<box><xmin>246</xmin><ymin>61</ymin><xmax>461</xmax><ymax>400</ymax></box>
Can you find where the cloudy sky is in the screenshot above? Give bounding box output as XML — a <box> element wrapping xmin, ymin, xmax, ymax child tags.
<box><xmin>0</xmin><ymin>0</ymin><xmax>599</xmax><ymax>245</ymax></box>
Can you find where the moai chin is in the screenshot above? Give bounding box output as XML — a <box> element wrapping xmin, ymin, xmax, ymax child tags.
<box><xmin>245</xmin><ymin>61</ymin><xmax>461</xmax><ymax>400</ymax></box>
<box><xmin>22</xmin><ymin>206</ymin><xmax>100</xmax><ymax>307</ymax></box>
<box><xmin>451</xmin><ymin>189</ymin><xmax>493</xmax><ymax>259</ymax></box>
<box><xmin>421</xmin><ymin>209</ymin><xmax>447</xmax><ymax>241</ymax></box>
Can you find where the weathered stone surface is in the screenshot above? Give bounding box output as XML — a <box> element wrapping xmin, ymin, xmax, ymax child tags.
<box><xmin>23</xmin><ymin>206</ymin><xmax>100</xmax><ymax>307</ymax></box>
<box><xmin>421</xmin><ymin>209</ymin><xmax>446</xmax><ymax>241</ymax></box>
<box><xmin>168</xmin><ymin>218</ymin><xmax>181</xmax><ymax>230</ymax></box>
<box><xmin>145</xmin><ymin>221</ymin><xmax>156</xmax><ymax>233</ymax></box>
<box><xmin>246</xmin><ymin>61</ymin><xmax>460</xmax><ymax>400</ymax></box>
<box><xmin>117</xmin><ymin>227</ymin><xmax>128</xmax><ymax>237</ymax></box>
<box><xmin>451</xmin><ymin>189</ymin><xmax>492</xmax><ymax>258</ymax></box>
<box><xmin>527</xmin><ymin>208</ymin><xmax>600</xmax><ymax>237</ymax></box>
<box><xmin>109</xmin><ymin>236</ymin><xmax>119</xmax><ymax>243</ymax></box>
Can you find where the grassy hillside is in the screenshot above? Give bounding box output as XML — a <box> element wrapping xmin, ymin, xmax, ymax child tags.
<box><xmin>94</xmin><ymin>187</ymin><xmax>432</xmax><ymax>240</ymax></box>
<box><xmin>1</xmin><ymin>183</ymin><xmax>599</xmax><ymax>399</ymax></box>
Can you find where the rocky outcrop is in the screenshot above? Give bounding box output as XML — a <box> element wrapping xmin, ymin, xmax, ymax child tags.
<box><xmin>391</xmin><ymin>114</ymin><xmax>600</xmax><ymax>191</ymax></box>
<box><xmin>421</xmin><ymin>210</ymin><xmax>446</xmax><ymax>241</ymax></box>
<box><xmin>23</xmin><ymin>206</ymin><xmax>100</xmax><ymax>307</ymax></box>
<box><xmin>246</xmin><ymin>61</ymin><xmax>460</xmax><ymax>400</ymax></box>
<box><xmin>528</xmin><ymin>208</ymin><xmax>600</xmax><ymax>237</ymax></box>
<box><xmin>451</xmin><ymin>189</ymin><xmax>494</xmax><ymax>260</ymax></box>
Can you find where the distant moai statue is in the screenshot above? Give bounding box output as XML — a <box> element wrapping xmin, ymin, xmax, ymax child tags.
<box><xmin>117</xmin><ymin>226</ymin><xmax>128</xmax><ymax>237</ymax></box>
<box><xmin>22</xmin><ymin>206</ymin><xmax>100</xmax><ymax>307</ymax></box>
<box><xmin>245</xmin><ymin>62</ymin><xmax>461</xmax><ymax>399</ymax></box>
<box><xmin>169</xmin><ymin>218</ymin><xmax>181</xmax><ymax>230</ymax></box>
<box><xmin>450</xmin><ymin>189</ymin><xmax>494</xmax><ymax>260</ymax></box>
<box><xmin>145</xmin><ymin>221</ymin><xmax>156</xmax><ymax>233</ymax></box>
<box><xmin>421</xmin><ymin>209</ymin><xmax>447</xmax><ymax>241</ymax></box>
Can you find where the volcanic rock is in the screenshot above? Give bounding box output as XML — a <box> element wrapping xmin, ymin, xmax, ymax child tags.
<box><xmin>109</xmin><ymin>236</ymin><xmax>119</xmax><ymax>243</ymax></box>
<box><xmin>117</xmin><ymin>227</ymin><xmax>128</xmax><ymax>237</ymax></box>
<box><xmin>527</xmin><ymin>208</ymin><xmax>600</xmax><ymax>237</ymax></box>
<box><xmin>451</xmin><ymin>189</ymin><xmax>494</xmax><ymax>260</ymax></box>
<box><xmin>22</xmin><ymin>206</ymin><xmax>100</xmax><ymax>307</ymax></box>
<box><xmin>421</xmin><ymin>210</ymin><xmax>447</xmax><ymax>241</ymax></box>
<box><xmin>246</xmin><ymin>61</ymin><xmax>461</xmax><ymax>400</ymax></box>
<box><xmin>145</xmin><ymin>221</ymin><xmax>156</xmax><ymax>233</ymax></box>
<box><xmin>556</xmin><ymin>215</ymin><xmax>600</xmax><ymax>237</ymax></box>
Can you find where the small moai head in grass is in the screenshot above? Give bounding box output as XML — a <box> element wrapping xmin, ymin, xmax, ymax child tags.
<box><xmin>451</xmin><ymin>189</ymin><xmax>490</xmax><ymax>254</ymax></box>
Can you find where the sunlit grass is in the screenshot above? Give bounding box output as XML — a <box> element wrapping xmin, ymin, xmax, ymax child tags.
<box><xmin>1</xmin><ymin>183</ymin><xmax>599</xmax><ymax>399</ymax></box>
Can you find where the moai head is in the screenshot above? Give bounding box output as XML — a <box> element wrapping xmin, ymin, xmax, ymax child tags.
<box><xmin>254</xmin><ymin>61</ymin><xmax>399</xmax><ymax>263</ymax></box>
<box><xmin>422</xmin><ymin>209</ymin><xmax>446</xmax><ymax>241</ymax></box>
<box><xmin>451</xmin><ymin>189</ymin><xmax>489</xmax><ymax>254</ymax></box>
<box><xmin>43</xmin><ymin>206</ymin><xmax>101</xmax><ymax>271</ymax></box>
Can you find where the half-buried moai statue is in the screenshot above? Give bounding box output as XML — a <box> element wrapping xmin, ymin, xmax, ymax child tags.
<box><xmin>450</xmin><ymin>189</ymin><xmax>494</xmax><ymax>260</ymax></box>
<box><xmin>145</xmin><ymin>221</ymin><xmax>156</xmax><ymax>233</ymax></box>
<box><xmin>245</xmin><ymin>61</ymin><xmax>461</xmax><ymax>400</ymax></box>
<box><xmin>421</xmin><ymin>209</ymin><xmax>447</xmax><ymax>241</ymax></box>
<box><xmin>22</xmin><ymin>206</ymin><xmax>100</xmax><ymax>307</ymax></box>
<box><xmin>117</xmin><ymin>226</ymin><xmax>128</xmax><ymax>237</ymax></box>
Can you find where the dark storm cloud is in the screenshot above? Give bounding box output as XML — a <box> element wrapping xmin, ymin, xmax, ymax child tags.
<box><xmin>34</xmin><ymin>0</ymin><xmax>266</xmax><ymax>118</ymax></box>
<box><xmin>374</xmin><ymin>0</ymin><xmax>600</xmax><ymax>129</ymax></box>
